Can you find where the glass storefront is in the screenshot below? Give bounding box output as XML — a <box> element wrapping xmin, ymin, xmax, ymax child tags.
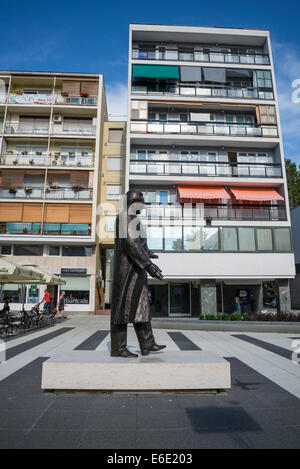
<box><xmin>60</xmin><ymin>276</ymin><xmax>90</xmax><ymax>305</ymax></box>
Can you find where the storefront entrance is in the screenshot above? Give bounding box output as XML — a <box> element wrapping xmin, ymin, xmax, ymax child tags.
<box><xmin>169</xmin><ymin>283</ymin><xmax>191</xmax><ymax>316</ymax></box>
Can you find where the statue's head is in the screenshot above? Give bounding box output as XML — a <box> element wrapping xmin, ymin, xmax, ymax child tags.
<box><xmin>125</xmin><ymin>190</ymin><xmax>145</xmax><ymax>207</ymax></box>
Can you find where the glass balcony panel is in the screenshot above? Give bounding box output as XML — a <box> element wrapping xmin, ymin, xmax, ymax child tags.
<box><xmin>227</xmin><ymin>88</ymin><xmax>243</xmax><ymax>98</ymax></box>
<box><xmin>243</xmin><ymin>89</ymin><xmax>258</xmax><ymax>98</ymax></box>
<box><xmin>130</xmin><ymin>163</ymin><xmax>146</xmax><ymax>173</ymax></box>
<box><xmin>194</xmin><ymin>52</ymin><xmax>209</xmax><ymax>61</ymax></box>
<box><xmin>255</xmin><ymin>55</ymin><xmax>269</xmax><ymax>65</ymax></box>
<box><xmin>216</xmin><ymin>164</ymin><xmax>232</xmax><ymax>176</ymax></box>
<box><xmin>249</xmin><ymin>166</ymin><xmax>266</xmax><ymax>177</ymax></box>
<box><xmin>197</xmin><ymin>124</ymin><xmax>213</xmax><ymax>135</ymax></box>
<box><xmin>212</xmin><ymin>88</ymin><xmax>228</xmax><ymax>97</ymax></box>
<box><xmin>180</xmin><ymin>87</ymin><xmax>196</xmax><ymax>95</ymax></box>
<box><xmin>210</xmin><ymin>53</ymin><xmax>224</xmax><ymax>62</ymax></box>
<box><xmin>179</xmin><ymin>52</ymin><xmax>194</xmax><ymax>61</ymax></box>
<box><xmin>165</xmin><ymin>50</ymin><xmax>178</xmax><ymax>60</ymax></box>
<box><xmin>247</xmin><ymin>126</ymin><xmax>262</xmax><ymax>136</ymax></box>
<box><xmin>131</xmin><ymin>123</ymin><xmax>147</xmax><ymax>132</ymax></box>
<box><xmin>164</xmin><ymin>124</ymin><xmax>180</xmax><ymax>133</ymax></box>
<box><xmin>266</xmin><ymin>166</ymin><xmax>282</xmax><ymax>177</ymax></box>
<box><xmin>240</xmin><ymin>55</ymin><xmax>255</xmax><ymax>64</ymax></box>
<box><xmin>180</xmin><ymin>124</ymin><xmax>197</xmax><ymax>134</ymax></box>
<box><xmin>224</xmin><ymin>54</ymin><xmax>239</xmax><ymax>63</ymax></box>
<box><xmin>215</xmin><ymin>125</ymin><xmax>230</xmax><ymax>136</ymax></box>
<box><xmin>166</xmin><ymin>164</ymin><xmax>181</xmax><ymax>174</ymax></box>
<box><xmin>148</xmin><ymin>123</ymin><xmax>164</xmax><ymax>133</ymax></box>
<box><xmin>147</xmin><ymin>163</ymin><xmax>164</xmax><ymax>174</ymax></box>
<box><xmin>196</xmin><ymin>88</ymin><xmax>211</xmax><ymax>96</ymax></box>
<box><xmin>181</xmin><ymin>164</ymin><xmax>198</xmax><ymax>174</ymax></box>
<box><xmin>262</xmin><ymin>127</ymin><xmax>278</xmax><ymax>137</ymax></box>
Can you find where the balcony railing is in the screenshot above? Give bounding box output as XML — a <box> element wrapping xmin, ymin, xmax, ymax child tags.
<box><xmin>0</xmin><ymin>93</ymin><xmax>7</xmax><ymax>104</ymax></box>
<box><xmin>130</xmin><ymin>160</ymin><xmax>282</xmax><ymax>178</ymax></box>
<box><xmin>0</xmin><ymin>187</ymin><xmax>93</xmax><ymax>200</ymax></box>
<box><xmin>4</xmin><ymin>123</ymin><xmax>96</xmax><ymax>136</ymax></box>
<box><xmin>132</xmin><ymin>84</ymin><xmax>274</xmax><ymax>100</ymax></box>
<box><xmin>9</xmin><ymin>93</ymin><xmax>53</xmax><ymax>105</ymax></box>
<box><xmin>0</xmin><ymin>222</ymin><xmax>92</xmax><ymax>236</ymax></box>
<box><xmin>141</xmin><ymin>203</ymin><xmax>287</xmax><ymax>221</ymax></box>
<box><xmin>55</xmin><ymin>95</ymin><xmax>97</xmax><ymax>106</ymax></box>
<box><xmin>131</xmin><ymin>121</ymin><xmax>279</xmax><ymax>138</ymax></box>
<box><xmin>0</xmin><ymin>153</ymin><xmax>94</xmax><ymax>167</ymax></box>
<box><xmin>132</xmin><ymin>49</ymin><xmax>270</xmax><ymax>65</ymax></box>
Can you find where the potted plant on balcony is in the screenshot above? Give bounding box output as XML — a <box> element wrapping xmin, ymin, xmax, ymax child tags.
<box><xmin>7</xmin><ymin>150</ymin><xmax>13</xmax><ymax>155</ymax></box>
<box><xmin>61</xmin><ymin>91</ymin><xmax>69</xmax><ymax>97</ymax></box>
<box><xmin>68</xmin><ymin>152</ymin><xmax>75</xmax><ymax>157</ymax></box>
<box><xmin>9</xmin><ymin>188</ymin><xmax>17</xmax><ymax>195</ymax></box>
<box><xmin>54</xmin><ymin>152</ymin><xmax>60</xmax><ymax>160</ymax></box>
<box><xmin>21</xmin><ymin>151</ymin><xmax>28</xmax><ymax>155</ymax></box>
<box><xmin>82</xmin><ymin>151</ymin><xmax>88</xmax><ymax>156</ymax></box>
<box><xmin>72</xmin><ymin>185</ymin><xmax>83</xmax><ymax>193</ymax></box>
<box><xmin>13</xmin><ymin>159</ymin><xmax>18</xmax><ymax>165</ymax></box>
<box><xmin>80</xmin><ymin>92</ymin><xmax>89</xmax><ymax>98</ymax></box>
<box><xmin>36</xmin><ymin>151</ymin><xmax>42</xmax><ymax>156</ymax></box>
<box><xmin>23</xmin><ymin>226</ymin><xmax>28</xmax><ymax>234</ymax></box>
<box><xmin>29</xmin><ymin>159</ymin><xmax>34</xmax><ymax>165</ymax></box>
<box><xmin>77</xmin><ymin>161</ymin><xmax>81</xmax><ymax>167</ymax></box>
<box><xmin>24</xmin><ymin>187</ymin><xmax>33</xmax><ymax>196</ymax></box>
<box><xmin>15</xmin><ymin>90</ymin><xmax>23</xmax><ymax>95</ymax></box>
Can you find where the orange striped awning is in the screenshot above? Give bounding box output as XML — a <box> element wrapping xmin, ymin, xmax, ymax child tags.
<box><xmin>230</xmin><ymin>187</ymin><xmax>284</xmax><ymax>202</ymax></box>
<box><xmin>178</xmin><ymin>185</ymin><xmax>230</xmax><ymax>200</ymax></box>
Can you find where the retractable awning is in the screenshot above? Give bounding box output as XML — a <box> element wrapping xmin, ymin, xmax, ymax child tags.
<box><xmin>230</xmin><ymin>187</ymin><xmax>284</xmax><ymax>201</ymax></box>
<box><xmin>132</xmin><ymin>64</ymin><xmax>180</xmax><ymax>79</ymax></box>
<box><xmin>178</xmin><ymin>186</ymin><xmax>230</xmax><ymax>200</ymax></box>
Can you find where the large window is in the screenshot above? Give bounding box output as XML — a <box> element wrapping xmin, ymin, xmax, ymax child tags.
<box><xmin>238</xmin><ymin>228</ymin><xmax>256</xmax><ymax>251</ymax></box>
<box><xmin>183</xmin><ymin>227</ymin><xmax>201</xmax><ymax>251</ymax></box>
<box><xmin>62</xmin><ymin>246</ymin><xmax>92</xmax><ymax>257</ymax></box>
<box><xmin>61</xmin><ymin>276</ymin><xmax>90</xmax><ymax>305</ymax></box>
<box><xmin>256</xmin><ymin>228</ymin><xmax>273</xmax><ymax>251</ymax></box>
<box><xmin>147</xmin><ymin>226</ymin><xmax>163</xmax><ymax>250</ymax></box>
<box><xmin>273</xmin><ymin>228</ymin><xmax>291</xmax><ymax>252</ymax></box>
<box><xmin>14</xmin><ymin>245</ymin><xmax>44</xmax><ymax>256</ymax></box>
<box><xmin>164</xmin><ymin>227</ymin><xmax>182</xmax><ymax>251</ymax></box>
<box><xmin>220</xmin><ymin>227</ymin><xmax>238</xmax><ymax>251</ymax></box>
<box><xmin>106</xmin><ymin>185</ymin><xmax>122</xmax><ymax>200</ymax></box>
<box><xmin>202</xmin><ymin>227</ymin><xmax>219</xmax><ymax>251</ymax></box>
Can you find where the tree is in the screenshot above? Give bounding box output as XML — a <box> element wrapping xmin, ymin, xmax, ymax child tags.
<box><xmin>285</xmin><ymin>159</ymin><xmax>300</xmax><ymax>210</ymax></box>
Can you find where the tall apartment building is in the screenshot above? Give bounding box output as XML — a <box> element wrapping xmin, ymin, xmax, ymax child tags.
<box><xmin>97</xmin><ymin>121</ymin><xmax>126</xmax><ymax>308</ymax></box>
<box><xmin>127</xmin><ymin>24</ymin><xmax>295</xmax><ymax>317</ymax></box>
<box><xmin>0</xmin><ymin>71</ymin><xmax>106</xmax><ymax>313</ymax></box>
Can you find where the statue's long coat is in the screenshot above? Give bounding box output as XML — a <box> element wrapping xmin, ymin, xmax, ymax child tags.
<box><xmin>110</xmin><ymin>211</ymin><xmax>151</xmax><ymax>325</ymax></box>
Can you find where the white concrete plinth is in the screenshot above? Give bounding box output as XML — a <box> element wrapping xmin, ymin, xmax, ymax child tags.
<box><xmin>41</xmin><ymin>351</ymin><xmax>231</xmax><ymax>391</ymax></box>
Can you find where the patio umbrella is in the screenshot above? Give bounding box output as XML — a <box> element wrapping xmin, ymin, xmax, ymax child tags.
<box><xmin>0</xmin><ymin>257</ymin><xmax>44</xmax><ymax>284</ymax></box>
<box><xmin>21</xmin><ymin>265</ymin><xmax>66</xmax><ymax>286</ymax></box>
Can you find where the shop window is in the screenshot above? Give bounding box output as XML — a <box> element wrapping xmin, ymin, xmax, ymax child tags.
<box><xmin>238</xmin><ymin>228</ymin><xmax>255</xmax><ymax>251</ymax></box>
<box><xmin>1</xmin><ymin>245</ymin><xmax>12</xmax><ymax>255</ymax></box>
<box><xmin>2</xmin><ymin>284</ymin><xmax>22</xmax><ymax>303</ymax></box>
<box><xmin>27</xmin><ymin>285</ymin><xmax>40</xmax><ymax>304</ymax></box>
<box><xmin>61</xmin><ymin>276</ymin><xmax>90</xmax><ymax>305</ymax></box>
<box><xmin>273</xmin><ymin>228</ymin><xmax>291</xmax><ymax>252</ymax></box>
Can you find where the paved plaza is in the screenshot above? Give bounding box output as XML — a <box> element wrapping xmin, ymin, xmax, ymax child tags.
<box><xmin>0</xmin><ymin>315</ymin><xmax>300</xmax><ymax>449</ymax></box>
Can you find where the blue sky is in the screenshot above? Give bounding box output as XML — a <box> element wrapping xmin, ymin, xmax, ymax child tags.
<box><xmin>1</xmin><ymin>0</ymin><xmax>300</xmax><ymax>163</ymax></box>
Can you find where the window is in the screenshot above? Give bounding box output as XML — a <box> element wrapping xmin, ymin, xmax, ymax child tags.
<box><xmin>106</xmin><ymin>185</ymin><xmax>122</xmax><ymax>200</ymax></box>
<box><xmin>147</xmin><ymin>226</ymin><xmax>163</xmax><ymax>250</ymax></box>
<box><xmin>105</xmin><ymin>216</ymin><xmax>116</xmax><ymax>232</ymax></box>
<box><xmin>273</xmin><ymin>228</ymin><xmax>291</xmax><ymax>252</ymax></box>
<box><xmin>1</xmin><ymin>245</ymin><xmax>12</xmax><ymax>255</ymax></box>
<box><xmin>256</xmin><ymin>228</ymin><xmax>273</xmax><ymax>251</ymax></box>
<box><xmin>159</xmin><ymin>191</ymin><xmax>168</xmax><ymax>204</ymax></box>
<box><xmin>62</xmin><ymin>246</ymin><xmax>92</xmax><ymax>256</ymax></box>
<box><xmin>183</xmin><ymin>227</ymin><xmax>201</xmax><ymax>251</ymax></box>
<box><xmin>48</xmin><ymin>245</ymin><xmax>60</xmax><ymax>256</ymax></box>
<box><xmin>238</xmin><ymin>228</ymin><xmax>255</xmax><ymax>251</ymax></box>
<box><xmin>107</xmin><ymin>157</ymin><xmax>123</xmax><ymax>171</ymax></box>
<box><xmin>14</xmin><ymin>245</ymin><xmax>43</xmax><ymax>256</ymax></box>
<box><xmin>202</xmin><ymin>227</ymin><xmax>219</xmax><ymax>251</ymax></box>
<box><xmin>164</xmin><ymin>226</ymin><xmax>182</xmax><ymax>251</ymax></box>
<box><xmin>61</xmin><ymin>276</ymin><xmax>90</xmax><ymax>305</ymax></box>
<box><xmin>108</xmin><ymin>128</ymin><xmax>123</xmax><ymax>142</ymax></box>
<box><xmin>220</xmin><ymin>227</ymin><xmax>238</xmax><ymax>251</ymax></box>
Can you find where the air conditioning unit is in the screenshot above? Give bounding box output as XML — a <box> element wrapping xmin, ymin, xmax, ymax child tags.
<box><xmin>53</xmin><ymin>115</ymin><xmax>62</xmax><ymax>123</ymax></box>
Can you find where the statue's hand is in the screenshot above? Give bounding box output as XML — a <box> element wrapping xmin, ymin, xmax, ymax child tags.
<box><xmin>149</xmin><ymin>250</ymin><xmax>158</xmax><ymax>259</ymax></box>
<box><xmin>146</xmin><ymin>262</ymin><xmax>163</xmax><ymax>280</ymax></box>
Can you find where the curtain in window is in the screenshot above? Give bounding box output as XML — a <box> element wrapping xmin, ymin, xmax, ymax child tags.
<box><xmin>203</xmin><ymin>67</ymin><xmax>226</xmax><ymax>83</ymax></box>
<box><xmin>180</xmin><ymin>66</ymin><xmax>202</xmax><ymax>82</ymax></box>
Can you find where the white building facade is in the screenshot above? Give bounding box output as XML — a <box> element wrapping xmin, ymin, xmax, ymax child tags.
<box><xmin>126</xmin><ymin>24</ymin><xmax>295</xmax><ymax>317</ymax></box>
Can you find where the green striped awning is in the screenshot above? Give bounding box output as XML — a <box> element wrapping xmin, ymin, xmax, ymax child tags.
<box><xmin>132</xmin><ymin>64</ymin><xmax>180</xmax><ymax>80</ymax></box>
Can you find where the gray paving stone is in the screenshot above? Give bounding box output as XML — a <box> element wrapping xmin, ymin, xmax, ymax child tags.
<box><xmin>48</xmin><ymin>396</ymin><xmax>97</xmax><ymax>412</ymax></box>
<box><xmin>0</xmin><ymin>430</ymin><xmax>27</xmax><ymax>449</ymax></box>
<box><xmin>79</xmin><ymin>430</ymin><xmax>136</xmax><ymax>449</ymax></box>
<box><xmin>85</xmin><ymin>411</ymin><xmax>137</xmax><ymax>430</ymax></box>
<box><xmin>137</xmin><ymin>394</ymin><xmax>181</xmax><ymax>411</ymax></box>
<box><xmin>137</xmin><ymin>410</ymin><xmax>189</xmax><ymax>430</ymax></box>
<box><xmin>23</xmin><ymin>430</ymin><xmax>83</xmax><ymax>449</ymax></box>
<box><xmin>0</xmin><ymin>410</ymin><xmax>42</xmax><ymax>430</ymax></box>
<box><xmin>34</xmin><ymin>410</ymin><xmax>89</xmax><ymax>430</ymax></box>
<box><xmin>185</xmin><ymin>406</ymin><xmax>260</xmax><ymax>432</ymax></box>
<box><xmin>90</xmin><ymin>395</ymin><xmax>136</xmax><ymax>412</ymax></box>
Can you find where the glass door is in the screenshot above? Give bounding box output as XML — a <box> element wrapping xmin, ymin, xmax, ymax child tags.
<box><xmin>169</xmin><ymin>283</ymin><xmax>191</xmax><ymax>316</ymax></box>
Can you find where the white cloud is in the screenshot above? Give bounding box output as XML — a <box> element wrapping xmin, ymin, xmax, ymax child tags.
<box><xmin>106</xmin><ymin>82</ymin><xmax>128</xmax><ymax>121</ymax></box>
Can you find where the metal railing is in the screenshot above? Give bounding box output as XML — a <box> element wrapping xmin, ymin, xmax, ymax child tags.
<box><xmin>132</xmin><ymin>83</ymin><xmax>274</xmax><ymax>100</ymax></box>
<box><xmin>4</xmin><ymin>123</ymin><xmax>97</xmax><ymax>136</ymax></box>
<box><xmin>0</xmin><ymin>153</ymin><xmax>94</xmax><ymax>167</ymax></box>
<box><xmin>0</xmin><ymin>222</ymin><xmax>92</xmax><ymax>236</ymax></box>
<box><xmin>9</xmin><ymin>93</ymin><xmax>53</xmax><ymax>105</ymax></box>
<box><xmin>55</xmin><ymin>95</ymin><xmax>97</xmax><ymax>106</ymax></box>
<box><xmin>0</xmin><ymin>186</ymin><xmax>93</xmax><ymax>200</ymax></box>
<box><xmin>141</xmin><ymin>203</ymin><xmax>287</xmax><ymax>221</ymax></box>
<box><xmin>130</xmin><ymin>121</ymin><xmax>279</xmax><ymax>138</ymax></box>
<box><xmin>130</xmin><ymin>160</ymin><xmax>282</xmax><ymax>178</ymax></box>
<box><xmin>132</xmin><ymin>49</ymin><xmax>270</xmax><ymax>65</ymax></box>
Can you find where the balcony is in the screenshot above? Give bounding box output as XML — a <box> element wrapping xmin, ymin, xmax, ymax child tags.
<box><xmin>132</xmin><ymin>83</ymin><xmax>274</xmax><ymax>100</ymax></box>
<box><xmin>0</xmin><ymin>222</ymin><xmax>91</xmax><ymax>236</ymax></box>
<box><xmin>55</xmin><ymin>94</ymin><xmax>97</xmax><ymax>106</ymax></box>
<box><xmin>130</xmin><ymin>121</ymin><xmax>278</xmax><ymax>138</ymax></box>
<box><xmin>132</xmin><ymin>48</ymin><xmax>270</xmax><ymax>65</ymax></box>
<box><xmin>130</xmin><ymin>159</ymin><xmax>282</xmax><ymax>178</ymax></box>
<box><xmin>5</xmin><ymin>123</ymin><xmax>49</xmax><ymax>135</ymax></box>
<box><xmin>4</xmin><ymin>123</ymin><xmax>97</xmax><ymax>137</ymax></box>
<box><xmin>141</xmin><ymin>203</ymin><xmax>287</xmax><ymax>221</ymax></box>
<box><xmin>0</xmin><ymin>152</ymin><xmax>94</xmax><ymax>168</ymax></box>
<box><xmin>0</xmin><ymin>186</ymin><xmax>93</xmax><ymax>200</ymax></box>
<box><xmin>9</xmin><ymin>93</ymin><xmax>53</xmax><ymax>105</ymax></box>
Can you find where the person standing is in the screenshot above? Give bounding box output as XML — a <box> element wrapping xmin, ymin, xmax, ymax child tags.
<box><xmin>234</xmin><ymin>296</ymin><xmax>242</xmax><ymax>315</ymax></box>
<box><xmin>56</xmin><ymin>291</ymin><xmax>67</xmax><ymax>319</ymax></box>
<box><xmin>43</xmin><ymin>289</ymin><xmax>50</xmax><ymax>315</ymax></box>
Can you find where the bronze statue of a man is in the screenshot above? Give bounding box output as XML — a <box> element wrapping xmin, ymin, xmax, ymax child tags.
<box><xmin>110</xmin><ymin>190</ymin><xmax>166</xmax><ymax>358</ymax></box>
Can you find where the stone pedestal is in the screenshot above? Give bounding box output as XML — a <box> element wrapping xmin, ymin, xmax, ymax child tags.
<box><xmin>41</xmin><ymin>351</ymin><xmax>231</xmax><ymax>392</ymax></box>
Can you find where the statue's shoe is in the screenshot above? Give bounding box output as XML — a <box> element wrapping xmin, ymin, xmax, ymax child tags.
<box><xmin>141</xmin><ymin>344</ymin><xmax>166</xmax><ymax>355</ymax></box>
<box><xmin>111</xmin><ymin>348</ymin><xmax>138</xmax><ymax>358</ymax></box>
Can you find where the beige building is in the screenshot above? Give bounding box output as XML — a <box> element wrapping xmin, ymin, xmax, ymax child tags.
<box><xmin>97</xmin><ymin>121</ymin><xmax>126</xmax><ymax>308</ymax></box>
<box><xmin>0</xmin><ymin>70</ymin><xmax>107</xmax><ymax>313</ymax></box>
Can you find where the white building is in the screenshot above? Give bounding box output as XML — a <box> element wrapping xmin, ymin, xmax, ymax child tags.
<box><xmin>126</xmin><ymin>24</ymin><xmax>295</xmax><ymax>317</ymax></box>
